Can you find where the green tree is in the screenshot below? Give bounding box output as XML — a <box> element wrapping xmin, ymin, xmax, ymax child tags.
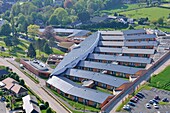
<box><xmin>44</xmin><ymin>0</ymin><xmax>53</xmax><ymax>6</ymax></box>
<box><xmin>27</xmin><ymin>24</ymin><xmax>40</xmax><ymax>37</ymax></box>
<box><xmin>0</xmin><ymin>22</ymin><xmax>11</xmax><ymax>36</ymax></box>
<box><xmin>157</xmin><ymin>18</ymin><xmax>164</xmax><ymax>26</ymax></box>
<box><xmin>45</xmin><ymin>101</ymin><xmax>49</xmax><ymax>108</ymax></box>
<box><xmin>4</xmin><ymin>37</ymin><xmax>13</xmax><ymax>51</ymax></box>
<box><xmin>46</xmin><ymin>107</ymin><xmax>52</xmax><ymax>113</ymax></box>
<box><xmin>27</xmin><ymin>43</ymin><xmax>36</xmax><ymax>58</ymax></box>
<box><xmin>43</xmin><ymin>43</ymin><xmax>52</xmax><ymax>54</ymax></box>
<box><xmin>78</xmin><ymin>11</ymin><xmax>90</xmax><ymax>22</ymax></box>
<box><xmin>19</xmin><ymin>79</ymin><xmax>25</xmax><ymax>86</ymax></box>
<box><xmin>49</xmin><ymin>14</ymin><xmax>58</xmax><ymax>25</ymax></box>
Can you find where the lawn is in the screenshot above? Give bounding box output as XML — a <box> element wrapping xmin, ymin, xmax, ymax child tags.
<box><xmin>161</xmin><ymin>3</ymin><xmax>170</xmax><ymax>8</ymax></box>
<box><xmin>149</xmin><ymin>65</ymin><xmax>170</xmax><ymax>91</ymax></box>
<box><xmin>101</xmin><ymin>3</ymin><xmax>147</xmax><ymax>14</ymax></box>
<box><xmin>120</xmin><ymin>7</ymin><xmax>170</xmax><ymax>21</ymax></box>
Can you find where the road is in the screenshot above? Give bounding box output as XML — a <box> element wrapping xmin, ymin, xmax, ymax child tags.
<box><xmin>0</xmin><ymin>57</ymin><xmax>68</xmax><ymax>113</ymax></box>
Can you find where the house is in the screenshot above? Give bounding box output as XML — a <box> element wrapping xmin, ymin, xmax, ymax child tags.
<box><xmin>22</xmin><ymin>95</ymin><xmax>41</xmax><ymax>113</ymax></box>
<box><xmin>2</xmin><ymin>77</ymin><xmax>27</xmax><ymax>97</ymax></box>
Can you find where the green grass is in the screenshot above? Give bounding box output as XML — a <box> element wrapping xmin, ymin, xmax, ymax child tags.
<box><xmin>159</xmin><ymin>101</ymin><xmax>170</xmax><ymax>105</ymax></box>
<box><xmin>96</xmin><ymin>87</ymin><xmax>112</xmax><ymax>94</ymax></box>
<box><xmin>161</xmin><ymin>3</ymin><xmax>170</xmax><ymax>8</ymax></box>
<box><xmin>49</xmin><ymin>88</ymin><xmax>100</xmax><ymax>112</ymax></box>
<box><xmin>149</xmin><ymin>65</ymin><xmax>170</xmax><ymax>91</ymax></box>
<box><xmin>52</xmin><ymin>48</ymin><xmax>65</xmax><ymax>55</ymax></box>
<box><xmin>120</xmin><ymin>7</ymin><xmax>170</xmax><ymax>21</ymax></box>
<box><xmin>101</xmin><ymin>3</ymin><xmax>147</xmax><ymax>14</ymax></box>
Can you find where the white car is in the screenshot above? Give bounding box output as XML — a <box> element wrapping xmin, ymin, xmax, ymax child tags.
<box><xmin>153</xmin><ymin>103</ymin><xmax>159</xmax><ymax>109</ymax></box>
<box><xmin>146</xmin><ymin>103</ymin><xmax>151</xmax><ymax>109</ymax></box>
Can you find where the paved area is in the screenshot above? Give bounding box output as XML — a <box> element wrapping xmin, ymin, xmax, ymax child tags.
<box><xmin>0</xmin><ymin>101</ymin><xmax>6</xmax><ymax>113</ymax></box>
<box><xmin>0</xmin><ymin>57</ymin><xmax>68</xmax><ymax>113</ymax></box>
<box><xmin>127</xmin><ymin>88</ymin><xmax>170</xmax><ymax>113</ymax></box>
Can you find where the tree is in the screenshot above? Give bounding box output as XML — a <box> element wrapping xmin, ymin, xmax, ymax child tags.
<box><xmin>78</xmin><ymin>11</ymin><xmax>90</xmax><ymax>22</ymax></box>
<box><xmin>27</xmin><ymin>43</ymin><xmax>36</xmax><ymax>58</ymax></box>
<box><xmin>46</xmin><ymin>107</ymin><xmax>52</xmax><ymax>113</ymax></box>
<box><xmin>43</xmin><ymin>43</ymin><xmax>52</xmax><ymax>54</ymax></box>
<box><xmin>27</xmin><ymin>24</ymin><xmax>40</xmax><ymax>37</ymax></box>
<box><xmin>64</xmin><ymin>0</ymin><xmax>73</xmax><ymax>8</ymax></box>
<box><xmin>54</xmin><ymin>7</ymin><xmax>69</xmax><ymax>24</ymax></box>
<box><xmin>4</xmin><ymin>37</ymin><xmax>13</xmax><ymax>50</ymax></box>
<box><xmin>19</xmin><ymin>79</ymin><xmax>25</xmax><ymax>86</ymax></box>
<box><xmin>49</xmin><ymin>14</ymin><xmax>58</xmax><ymax>25</ymax></box>
<box><xmin>44</xmin><ymin>0</ymin><xmax>53</xmax><ymax>6</ymax></box>
<box><xmin>157</xmin><ymin>18</ymin><xmax>164</xmax><ymax>26</ymax></box>
<box><xmin>41</xmin><ymin>26</ymin><xmax>55</xmax><ymax>39</ymax></box>
<box><xmin>0</xmin><ymin>22</ymin><xmax>11</xmax><ymax>36</ymax></box>
<box><xmin>45</xmin><ymin>101</ymin><xmax>49</xmax><ymax>108</ymax></box>
<box><xmin>128</xmin><ymin>25</ymin><xmax>134</xmax><ymax>30</ymax></box>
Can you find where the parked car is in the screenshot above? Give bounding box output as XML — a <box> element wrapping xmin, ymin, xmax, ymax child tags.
<box><xmin>123</xmin><ymin>105</ymin><xmax>131</xmax><ymax>111</ymax></box>
<box><xmin>138</xmin><ymin>92</ymin><xmax>145</xmax><ymax>97</ymax></box>
<box><xmin>130</xmin><ymin>99</ymin><xmax>137</xmax><ymax>103</ymax></box>
<box><xmin>153</xmin><ymin>99</ymin><xmax>159</xmax><ymax>104</ymax></box>
<box><xmin>162</xmin><ymin>98</ymin><xmax>169</xmax><ymax>102</ymax></box>
<box><xmin>128</xmin><ymin>102</ymin><xmax>135</xmax><ymax>107</ymax></box>
<box><xmin>149</xmin><ymin>100</ymin><xmax>154</xmax><ymax>104</ymax></box>
<box><xmin>134</xmin><ymin>96</ymin><xmax>140</xmax><ymax>100</ymax></box>
<box><xmin>153</xmin><ymin>103</ymin><xmax>159</xmax><ymax>109</ymax></box>
<box><xmin>154</xmin><ymin>95</ymin><xmax>160</xmax><ymax>100</ymax></box>
<box><xmin>145</xmin><ymin>103</ymin><xmax>151</xmax><ymax>109</ymax></box>
<box><xmin>136</xmin><ymin>94</ymin><xmax>143</xmax><ymax>98</ymax></box>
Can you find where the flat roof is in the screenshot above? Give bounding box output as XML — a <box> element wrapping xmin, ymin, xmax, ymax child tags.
<box><xmin>99</xmin><ymin>31</ymin><xmax>123</xmax><ymax>35</ymax></box>
<box><xmin>88</xmin><ymin>53</ymin><xmax>152</xmax><ymax>64</ymax></box>
<box><xmin>95</xmin><ymin>47</ymin><xmax>155</xmax><ymax>55</ymax></box>
<box><xmin>101</xmin><ymin>34</ymin><xmax>156</xmax><ymax>41</ymax></box>
<box><xmin>47</xmin><ymin>76</ymin><xmax>112</xmax><ymax>103</ymax></box>
<box><xmin>99</xmin><ymin>41</ymin><xmax>158</xmax><ymax>47</ymax></box>
<box><xmin>66</xmin><ymin>69</ymin><xmax>129</xmax><ymax>87</ymax></box>
<box><xmin>123</xmin><ymin>29</ymin><xmax>146</xmax><ymax>35</ymax></box>
<box><xmin>78</xmin><ymin>61</ymin><xmax>142</xmax><ymax>74</ymax></box>
<box><xmin>30</xmin><ymin>60</ymin><xmax>48</xmax><ymax>71</ymax></box>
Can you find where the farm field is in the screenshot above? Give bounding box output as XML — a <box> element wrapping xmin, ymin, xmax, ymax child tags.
<box><xmin>120</xmin><ymin>7</ymin><xmax>170</xmax><ymax>21</ymax></box>
<box><xmin>149</xmin><ymin>65</ymin><xmax>170</xmax><ymax>91</ymax></box>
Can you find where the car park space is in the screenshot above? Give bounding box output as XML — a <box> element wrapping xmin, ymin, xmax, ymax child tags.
<box><xmin>121</xmin><ymin>87</ymin><xmax>170</xmax><ymax>113</ymax></box>
<box><xmin>128</xmin><ymin>88</ymin><xmax>170</xmax><ymax>113</ymax></box>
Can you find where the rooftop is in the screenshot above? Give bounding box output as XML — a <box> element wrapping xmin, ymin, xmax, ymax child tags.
<box><xmin>78</xmin><ymin>61</ymin><xmax>143</xmax><ymax>75</ymax></box>
<box><xmin>47</xmin><ymin>76</ymin><xmax>112</xmax><ymax>103</ymax></box>
<box><xmin>66</xmin><ymin>69</ymin><xmax>129</xmax><ymax>87</ymax></box>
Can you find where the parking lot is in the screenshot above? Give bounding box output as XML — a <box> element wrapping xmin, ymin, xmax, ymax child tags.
<box><xmin>126</xmin><ymin>88</ymin><xmax>170</xmax><ymax>113</ymax></box>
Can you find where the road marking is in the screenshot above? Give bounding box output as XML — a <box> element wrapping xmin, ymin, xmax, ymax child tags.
<box><xmin>164</xmin><ymin>105</ymin><xmax>167</xmax><ymax>109</ymax></box>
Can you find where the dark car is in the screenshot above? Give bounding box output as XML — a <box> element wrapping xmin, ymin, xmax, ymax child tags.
<box><xmin>137</xmin><ymin>92</ymin><xmax>145</xmax><ymax>97</ymax></box>
<box><xmin>128</xmin><ymin>102</ymin><xmax>135</xmax><ymax>107</ymax></box>
<box><xmin>154</xmin><ymin>95</ymin><xmax>160</xmax><ymax>100</ymax></box>
<box><xmin>136</xmin><ymin>94</ymin><xmax>143</xmax><ymax>98</ymax></box>
<box><xmin>162</xmin><ymin>98</ymin><xmax>169</xmax><ymax>102</ymax></box>
<box><xmin>153</xmin><ymin>99</ymin><xmax>159</xmax><ymax>104</ymax></box>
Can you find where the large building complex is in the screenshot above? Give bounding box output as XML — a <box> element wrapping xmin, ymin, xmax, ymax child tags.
<box><xmin>47</xmin><ymin>29</ymin><xmax>158</xmax><ymax>108</ymax></box>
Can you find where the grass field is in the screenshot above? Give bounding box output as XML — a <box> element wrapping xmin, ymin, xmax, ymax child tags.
<box><xmin>101</xmin><ymin>3</ymin><xmax>147</xmax><ymax>14</ymax></box>
<box><xmin>0</xmin><ymin>38</ymin><xmax>64</xmax><ymax>58</ymax></box>
<box><xmin>120</xmin><ymin>7</ymin><xmax>170</xmax><ymax>21</ymax></box>
<box><xmin>149</xmin><ymin>65</ymin><xmax>170</xmax><ymax>91</ymax></box>
<box><xmin>161</xmin><ymin>3</ymin><xmax>170</xmax><ymax>8</ymax></box>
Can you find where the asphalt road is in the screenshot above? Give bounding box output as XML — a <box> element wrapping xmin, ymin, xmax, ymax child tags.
<box><xmin>0</xmin><ymin>57</ymin><xmax>68</xmax><ymax>113</ymax></box>
<box><xmin>0</xmin><ymin>101</ymin><xmax>6</xmax><ymax>113</ymax></box>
